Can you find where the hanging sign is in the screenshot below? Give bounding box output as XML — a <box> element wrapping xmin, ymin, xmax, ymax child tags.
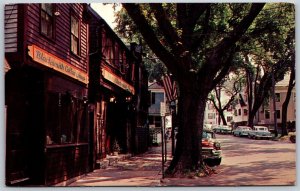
<box><xmin>28</xmin><ymin>45</ymin><xmax>88</xmax><ymax>84</ymax></box>
<box><xmin>102</xmin><ymin>68</ymin><xmax>135</xmax><ymax>94</ymax></box>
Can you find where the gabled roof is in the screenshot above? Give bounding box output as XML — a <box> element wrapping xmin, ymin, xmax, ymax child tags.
<box><xmin>276</xmin><ymin>73</ymin><xmax>292</xmax><ymax>87</ymax></box>
<box><xmin>148</xmin><ymin>81</ymin><xmax>164</xmax><ymax>90</ymax></box>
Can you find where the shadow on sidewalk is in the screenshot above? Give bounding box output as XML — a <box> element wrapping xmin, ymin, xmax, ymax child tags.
<box><xmin>68</xmin><ymin>143</ymin><xmax>172</xmax><ymax>186</ymax></box>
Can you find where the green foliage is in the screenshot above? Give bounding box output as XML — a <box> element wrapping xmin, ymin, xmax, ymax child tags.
<box><xmin>116</xmin><ymin>3</ymin><xmax>293</xmax><ymax>76</ymax></box>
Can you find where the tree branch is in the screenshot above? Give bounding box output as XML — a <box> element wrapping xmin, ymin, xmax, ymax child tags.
<box><xmin>188</xmin><ymin>3</ymin><xmax>210</xmax><ymax>31</ymax></box>
<box><xmin>211</xmin><ymin>47</ymin><xmax>236</xmax><ymax>89</ymax></box>
<box><xmin>122</xmin><ymin>3</ymin><xmax>181</xmax><ymax>77</ymax></box>
<box><xmin>150</xmin><ymin>3</ymin><xmax>183</xmax><ymax>54</ymax></box>
<box><xmin>190</xmin><ymin>6</ymin><xmax>211</xmax><ymax>51</ymax></box>
<box><xmin>215</xmin><ymin>3</ymin><xmax>265</xmax><ymax>54</ymax></box>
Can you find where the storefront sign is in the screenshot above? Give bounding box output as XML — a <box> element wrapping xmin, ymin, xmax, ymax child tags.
<box><xmin>102</xmin><ymin>68</ymin><xmax>135</xmax><ymax>94</ymax></box>
<box><xmin>28</xmin><ymin>45</ymin><xmax>88</xmax><ymax>84</ymax></box>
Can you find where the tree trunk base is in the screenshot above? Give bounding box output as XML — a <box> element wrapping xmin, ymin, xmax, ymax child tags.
<box><xmin>165</xmin><ymin>162</ymin><xmax>217</xmax><ymax>178</ymax></box>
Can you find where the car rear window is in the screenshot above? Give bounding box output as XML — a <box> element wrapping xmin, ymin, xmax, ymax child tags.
<box><xmin>202</xmin><ymin>132</ymin><xmax>212</xmax><ymax>138</ymax></box>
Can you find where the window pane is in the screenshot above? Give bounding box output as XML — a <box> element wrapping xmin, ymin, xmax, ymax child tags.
<box><xmin>276</xmin><ymin>110</ymin><xmax>281</xmax><ymax>119</ymax></box>
<box><xmin>208</xmin><ymin>113</ymin><xmax>215</xmax><ymax>119</ymax></box>
<box><xmin>71</xmin><ymin>35</ymin><xmax>78</xmax><ymax>54</ymax></box>
<box><xmin>265</xmin><ymin>110</ymin><xmax>270</xmax><ymax>119</ymax></box>
<box><xmin>71</xmin><ymin>16</ymin><xmax>79</xmax><ymax>37</ymax></box>
<box><xmin>151</xmin><ymin>92</ymin><xmax>155</xmax><ymax>104</ymax></box>
<box><xmin>155</xmin><ymin>93</ymin><xmax>164</xmax><ymax>103</ymax></box>
<box><xmin>45</xmin><ymin>92</ymin><xmax>88</xmax><ymax>145</ymax></box>
<box><xmin>41</xmin><ymin>4</ymin><xmax>53</xmax><ymax>38</ymax></box>
<box><xmin>71</xmin><ymin>15</ymin><xmax>79</xmax><ymax>54</ymax></box>
<box><xmin>275</xmin><ymin>93</ymin><xmax>280</xmax><ymax>102</ymax></box>
<box><xmin>42</xmin><ymin>4</ymin><xmax>53</xmax><ymax>16</ymax></box>
<box><xmin>45</xmin><ymin>93</ymin><xmax>59</xmax><ymax>145</ymax></box>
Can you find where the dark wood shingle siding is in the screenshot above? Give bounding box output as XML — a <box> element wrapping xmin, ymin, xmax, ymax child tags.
<box><xmin>26</xmin><ymin>4</ymin><xmax>88</xmax><ymax>73</ymax></box>
<box><xmin>5</xmin><ymin>4</ymin><xmax>18</xmax><ymax>53</ymax></box>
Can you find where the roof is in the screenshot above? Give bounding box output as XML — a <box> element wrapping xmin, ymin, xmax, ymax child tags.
<box><xmin>276</xmin><ymin>73</ymin><xmax>292</xmax><ymax>87</ymax></box>
<box><xmin>148</xmin><ymin>81</ymin><xmax>164</xmax><ymax>90</ymax></box>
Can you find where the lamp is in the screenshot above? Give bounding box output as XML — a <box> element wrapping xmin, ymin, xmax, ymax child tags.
<box><xmin>110</xmin><ymin>96</ymin><xmax>116</xmax><ymax>103</ymax></box>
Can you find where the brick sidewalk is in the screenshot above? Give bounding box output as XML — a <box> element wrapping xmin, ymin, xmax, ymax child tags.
<box><xmin>68</xmin><ymin>144</ymin><xmax>170</xmax><ymax>186</ymax></box>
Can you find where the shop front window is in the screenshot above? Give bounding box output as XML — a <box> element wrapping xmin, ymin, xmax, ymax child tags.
<box><xmin>45</xmin><ymin>92</ymin><xmax>88</xmax><ymax>145</ymax></box>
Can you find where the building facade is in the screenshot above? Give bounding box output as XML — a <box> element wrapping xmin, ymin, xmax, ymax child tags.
<box><xmin>255</xmin><ymin>74</ymin><xmax>296</xmax><ymax>129</ymax></box>
<box><xmin>5</xmin><ymin>4</ymin><xmax>90</xmax><ymax>185</ymax></box>
<box><xmin>87</xmin><ymin>6</ymin><xmax>149</xmax><ymax>169</ymax></box>
<box><xmin>5</xmin><ymin>3</ymin><xmax>149</xmax><ymax>186</ymax></box>
<box><xmin>232</xmin><ymin>74</ymin><xmax>295</xmax><ymax>130</ymax></box>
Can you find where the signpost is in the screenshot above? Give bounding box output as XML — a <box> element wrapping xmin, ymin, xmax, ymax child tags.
<box><xmin>160</xmin><ymin>102</ymin><xmax>166</xmax><ymax>179</ymax></box>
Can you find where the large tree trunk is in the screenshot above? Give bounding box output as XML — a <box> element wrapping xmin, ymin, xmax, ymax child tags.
<box><xmin>248</xmin><ymin>111</ymin><xmax>255</xmax><ymax>128</ymax></box>
<box><xmin>166</xmin><ymin>85</ymin><xmax>208</xmax><ymax>176</ymax></box>
<box><xmin>220</xmin><ymin>111</ymin><xmax>227</xmax><ymax>125</ymax></box>
<box><xmin>281</xmin><ymin>69</ymin><xmax>295</xmax><ymax>136</ymax></box>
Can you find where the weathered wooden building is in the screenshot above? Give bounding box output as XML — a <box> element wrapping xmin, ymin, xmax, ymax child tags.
<box><xmin>5</xmin><ymin>3</ymin><xmax>150</xmax><ymax>186</ymax></box>
<box><xmin>87</xmin><ymin>7</ymin><xmax>149</xmax><ymax>169</ymax></box>
<box><xmin>5</xmin><ymin>4</ymin><xmax>90</xmax><ymax>185</ymax></box>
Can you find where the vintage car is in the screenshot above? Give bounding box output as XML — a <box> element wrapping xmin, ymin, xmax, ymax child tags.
<box><xmin>213</xmin><ymin>125</ymin><xmax>232</xmax><ymax>134</ymax></box>
<box><xmin>248</xmin><ymin>126</ymin><xmax>272</xmax><ymax>139</ymax></box>
<box><xmin>201</xmin><ymin>128</ymin><xmax>222</xmax><ymax>167</ymax></box>
<box><xmin>232</xmin><ymin>126</ymin><xmax>252</xmax><ymax>137</ymax></box>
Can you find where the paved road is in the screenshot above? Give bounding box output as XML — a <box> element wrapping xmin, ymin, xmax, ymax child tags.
<box><xmin>163</xmin><ymin>134</ymin><xmax>296</xmax><ymax>186</ymax></box>
<box><xmin>69</xmin><ymin>135</ymin><xmax>296</xmax><ymax>187</ymax></box>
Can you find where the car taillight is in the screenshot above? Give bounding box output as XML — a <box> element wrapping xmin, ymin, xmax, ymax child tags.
<box><xmin>202</xmin><ymin>140</ymin><xmax>209</xmax><ymax>146</ymax></box>
<box><xmin>214</xmin><ymin>142</ymin><xmax>221</xmax><ymax>150</ymax></box>
<box><xmin>202</xmin><ymin>140</ymin><xmax>213</xmax><ymax>147</ymax></box>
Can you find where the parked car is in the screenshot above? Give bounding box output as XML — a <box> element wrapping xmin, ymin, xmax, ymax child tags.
<box><xmin>289</xmin><ymin>132</ymin><xmax>296</xmax><ymax>143</ymax></box>
<box><xmin>201</xmin><ymin>128</ymin><xmax>222</xmax><ymax>167</ymax></box>
<box><xmin>232</xmin><ymin>126</ymin><xmax>252</xmax><ymax>137</ymax></box>
<box><xmin>213</xmin><ymin>125</ymin><xmax>232</xmax><ymax>134</ymax></box>
<box><xmin>248</xmin><ymin>126</ymin><xmax>272</xmax><ymax>140</ymax></box>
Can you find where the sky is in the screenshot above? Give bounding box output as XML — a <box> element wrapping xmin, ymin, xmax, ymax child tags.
<box><xmin>91</xmin><ymin>3</ymin><xmax>121</xmax><ymax>30</ymax></box>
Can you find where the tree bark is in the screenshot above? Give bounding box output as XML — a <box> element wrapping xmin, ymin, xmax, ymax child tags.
<box><xmin>166</xmin><ymin>84</ymin><xmax>207</xmax><ymax>175</ymax></box>
<box><xmin>122</xmin><ymin>3</ymin><xmax>265</xmax><ymax>176</ymax></box>
<box><xmin>281</xmin><ymin>64</ymin><xmax>295</xmax><ymax>136</ymax></box>
<box><xmin>220</xmin><ymin>111</ymin><xmax>227</xmax><ymax>125</ymax></box>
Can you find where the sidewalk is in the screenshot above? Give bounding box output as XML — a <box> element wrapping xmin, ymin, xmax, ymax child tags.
<box><xmin>68</xmin><ymin>143</ymin><xmax>171</xmax><ymax>186</ymax></box>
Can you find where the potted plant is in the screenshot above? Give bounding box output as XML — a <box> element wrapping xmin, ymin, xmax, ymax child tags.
<box><xmin>112</xmin><ymin>139</ymin><xmax>121</xmax><ymax>155</ymax></box>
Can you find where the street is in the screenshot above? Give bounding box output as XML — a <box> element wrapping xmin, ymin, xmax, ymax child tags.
<box><xmin>163</xmin><ymin>134</ymin><xmax>296</xmax><ymax>186</ymax></box>
<box><xmin>69</xmin><ymin>134</ymin><xmax>296</xmax><ymax>186</ymax></box>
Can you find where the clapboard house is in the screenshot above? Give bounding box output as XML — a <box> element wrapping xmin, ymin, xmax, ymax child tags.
<box><xmin>87</xmin><ymin>6</ymin><xmax>149</xmax><ymax>169</ymax></box>
<box><xmin>5</xmin><ymin>4</ymin><xmax>90</xmax><ymax>185</ymax></box>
